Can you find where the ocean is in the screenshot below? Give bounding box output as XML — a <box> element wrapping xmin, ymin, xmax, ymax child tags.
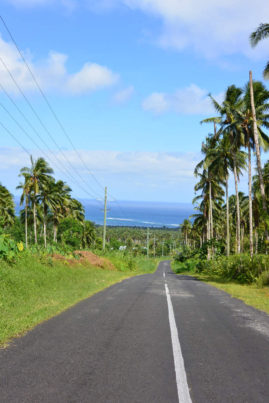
<box><xmin>81</xmin><ymin>199</ymin><xmax>194</xmax><ymax>228</ymax></box>
<box><xmin>14</xmin><ymin>198</ymin><xmax>194</xmax><ymax>228</ymax></box>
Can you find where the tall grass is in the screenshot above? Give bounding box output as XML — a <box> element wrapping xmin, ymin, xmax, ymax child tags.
<box><xmin>95</xmin><ymin>250</ymin><xmax>157</xmax><ymax>274</ymax></box>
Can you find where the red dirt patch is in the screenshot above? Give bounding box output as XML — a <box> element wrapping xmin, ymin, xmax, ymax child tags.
<box><xmin>74</xmin><ymin>251</ymin><xmax>116</xmax><ymax>271</ymax></box>
<box><xmin>52</xmin><ymin>251</ymin><xmax>116</xmax><ymax>271</ymax></box>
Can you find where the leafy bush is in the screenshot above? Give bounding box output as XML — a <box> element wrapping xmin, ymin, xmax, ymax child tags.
<box><xmin>174</xmin><ymin>258</ymin><xmax>199</xmax><ymax>273</ymax></box>
<box><xmin>174</xmin><ymin>247</ymin><xmax>196</xmax><ymax>262</ymax></box>
<box><xmin>256</xmin><ymin>271</ymin><xmax>269</xmax><ymax>288</ymax></box>
<box><xmin>0</xmin><ymin>235</ymin><xmax>21</xmax><ymax>262</ymax></box>
<box><xmin>196</xmin><ymin>254</ymin><xmax>269</xmax><ymax>284</ymax></box>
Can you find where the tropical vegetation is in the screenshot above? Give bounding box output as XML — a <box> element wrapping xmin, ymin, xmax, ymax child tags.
<box><xmin>175</xmin><ymin>68</ymin><xmax>269</xmax><ymax>291</ymax></box>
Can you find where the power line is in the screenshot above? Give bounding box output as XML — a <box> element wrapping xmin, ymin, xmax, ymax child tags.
<box><xmin>0</xmin><ymin>97</ymin><xmax>103</xmax><ymax>203</ymax></box>
<box><xmin>0</xmin><ymin>120</ymin><xmax>30</xmax><ymax>156</ymax></box>
<box><xmin>0</xmin><ymin>96</ymin><xmax>104</xmax><ymax>204</ymax></box>
<box><xmin>0</xmin><ymin>119</ymin><xmax>103</xmax><ymax>203</ymax></box>
<box><xmin>0</xmin><ymin>14</ymin><xmax>105</xmax><ymax>193</ymax></box>
<box><xmin>0</xmin><ymin>100</ymin><xmax>51</xmax><ymax>161</ymax></box>
<box><xmin>0</xmin><ymin>16</ymin><xmax>127</xmax><ymax>213</ymax></box>
<box><xmin>0</xmin><ymin>54</ymin><xmax>103</xmax><ymax>201</ymax></box>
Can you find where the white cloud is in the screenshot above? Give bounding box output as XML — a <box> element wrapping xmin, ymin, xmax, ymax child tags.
<box><xmin>81</xmin><ymin>0</ymin><xmax>269</xmax><ymax>60</ymax></box>
<box><xmin>143</xmin><ymin>84</ymin><xmax>223</xmax><ymax>115</ymax></box>
<box><xmin>121</xmin><ymin>0</ymin><xmax>269</xmax><ymax>59</ymax></box>
<box><xmin>142</xmin><ymin>92</ymin><xmax>169</xmax><ymax>114</ymax></box>
<box><xmin>1</xmin><ymin>147</ymin><xmax>258</xmax><ymax>201</ymax></box>
<box><xmin>67</xmin><ymin>63</ymin><xmax>118</xmax><ymax>94</ymax></box>
<box><xmin>0</xmin><ymin>146</ymin><xmax>199</xmax><ymax>183</ymax></box>
<box><xmin>6</xmin><ymin>0</ymin><xmax>269</xmax><ymax>60</ymax></box>
<box><xmin>0</xmin><ymin>36</ymin><xmax>118</xmax><ymax>95</ymax></box>
<box><xmin>113</xmin><ymin>86</ymin><xmax>134</xmax><ymax>104</ymax></box>
<box><xmin>0</xmin><ymin>147</ymin><xmax>201</xmax><ymax>202</ymax></box>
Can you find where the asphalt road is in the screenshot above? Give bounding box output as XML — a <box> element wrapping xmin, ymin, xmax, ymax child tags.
<box><xmin>1</xmin><ymin>261</ymin><xmax>269</xmax><ymax>402</ymax></box>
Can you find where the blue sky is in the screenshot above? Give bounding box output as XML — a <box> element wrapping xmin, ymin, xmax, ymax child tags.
<box><xmin>0</xmin><ymin>0</ymin><xmax>269</xmax><ymax>203</ymax></box>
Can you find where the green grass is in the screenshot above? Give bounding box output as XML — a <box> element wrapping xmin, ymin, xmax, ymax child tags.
<box><xmin>0</xmin><ymin>254</ymin><xmax>157</xmax><ymax>347</ymax></box>
<box><xmin>172</xmin><ymin>261</ymin><xmax>269</xmax><ymax>315</ymax></box>
<box><xmin>101</xmin><ymin>251</ymin><xmax>158</xmax><ymax>274</ymax></box>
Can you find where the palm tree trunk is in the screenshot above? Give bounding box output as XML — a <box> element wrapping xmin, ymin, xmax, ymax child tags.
<box><xmin>25</xmin><ymin>197</ymin><xmax>28</xmax><ymax>248</ymax></box>
<box><xmin>43</xmin><ymin>204</ymin><xmax>47</xmax><ymax>248</ymax></box>
<box><xmin>209</xmin><ymin>181</ymin><xmax>214</xmax><ymax>257</ymax></box>
<box><xmin>249</xmin><ymin>71</ymin><xmax>268</xmax><ymax>241</ymax></box>
<box><xmin>241</xmin><ymin>225</ymin><xmax>244</xmax><ymax>252</ymax></box>
<box><xmin>207</xmin><ymin>213</ymin><xmax>211</xmax><ymax>260</ymax></box>
<box><xmin>255</xmin><ymin>228</ymin><xmax>258</xmax><ymax>254</ymax></box>
<box><xmin>33</xmin><ymin>199</ymin><xmax>37</xmax><ymax>244</ymax></box>
<box><xmin>233</xmin><ymin>161</ymin><xmax>241</xmax><ymax>254</ymax></box>
<box><xmin>53</xmin><ymin>223</ymin><xmax>58</xmax><ymax>243</ymax></box>
<box><xmin>226</xmin><ymin>174</ymin><xmax>230</xmax><ymax>256</ymax></box>
<box><xmin>209</xmin><ymin>181</ymin><xmax>213</xmax><ymax>239</ymax></box>
<box><xmin>248</xmin><ymin>142</ymin><xmax>254</xmax><ymax>257</ymax></box>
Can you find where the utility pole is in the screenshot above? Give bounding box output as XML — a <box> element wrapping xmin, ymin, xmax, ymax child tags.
<box><xmin>102</xmin><ymin>187</ymin><xmax>107</xmax><ymax>251</ymax></box>
<box><xmin>162</xmin><ymin>241</ymin><xmax>164</xmax><ymax>257</ymax></box>
<box><xmin>146</xmin><ymin>227</ymin><xmax>150</xmax><ymax>257</ymax></box>
<box><xmin>153</xmin><ymin>235</ymin><xmax>156</xmax><ymax>257</ymax></box>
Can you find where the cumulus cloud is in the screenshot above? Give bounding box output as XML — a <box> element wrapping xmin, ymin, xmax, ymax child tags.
<box><xmin>2</xmin><ymin>147</ymin><xmax>255</xmax><ymax>201</ymax></box>
<box><xmin>1</xmin><ymin>146</ymin><xmax>199</xmax><ymax>181</ymax></box>
<box><xmin>142</xmin><ymin>92</ymin><xmax>169</xmax><ymax>114</ymax></box>
<box><xmin>67</xmin><ymin>63</ymin><xmax>118</xmax><ymax>94</ymax></box>
<box><xmin>113</xmin><ymin>86</ymin><xmax>134</xmax><ymax>104</ymax></box>
<box><xmin>6</xmin><ymin>0</ymin><xmax>269</xmax><ymax>59</ymax></box>
<box><xmin>1</xmin><ymin>147</ymin><xmax>201</xmax><ymax>201</ymax></box>
<box><xmin>122</xmin><ymin>0</ymin><xmax>269</xmax><ymax>59</ymax></box>
<box><xmin>81</xmin><ymin>0</ymin><xmax>269</xmax><ymax>60</ymax></box>
<box><xmin>143</xmin><ymin>84</ymin><xmax>223</xmax><ymax>115</ymax></box>
<box><xmin>0</xmin><ymin>36</ymin><xmax>118</xmax><ymax>95</ymax></box>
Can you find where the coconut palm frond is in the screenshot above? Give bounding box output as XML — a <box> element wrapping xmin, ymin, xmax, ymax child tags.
<box><xmin>250</xmin><ymin>23</ymin><xmax>269</xmax><ymax>47</ymax></box>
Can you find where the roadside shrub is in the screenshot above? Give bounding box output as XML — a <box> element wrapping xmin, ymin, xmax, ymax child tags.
<box><xmin>127</xmin><ymin>258</ymin><xmax>136</xmax><ymax>271</ymax></box>
<box><xmin>173</xmin><ymin>258</ymin><xmax>199</xmax><ymax>273</ymax></box>
<box><xmin>0</xmin><ymin>235</ymin><xmax>21</xmax><ymax>262</ymax></box>
<box><xmin>174</xmin><ymin>248</ymin><xmax>196</xmax><ymax>262</ymax></box>
<box><xmin>196</xmin><ymin>254</ymin><xmax>269</xmax><ymax>284</ymax></box>
<box><xmin>256</xmin><ymin>271</ymin><xmax>269</xmax><ymax>288</ymax></box>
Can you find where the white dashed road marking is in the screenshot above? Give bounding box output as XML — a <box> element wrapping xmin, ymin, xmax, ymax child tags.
<box><xmin>165</xmin><ymin>282</ymin><xmax>192</xmax><ymax>403</ymax></box>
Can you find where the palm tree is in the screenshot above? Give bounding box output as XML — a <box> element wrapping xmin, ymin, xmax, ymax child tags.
<box><xmin>192</xmin><ymin>213</ymin><xmax>206</xmax><ymax>247</ymax></box>
<box><xmin>193</xmin><ymin>168</ymin><xmax>224</xmax><ymax>258</ymax></box>
<box><xmin>250</xmin><ymin>24</ymin><xmax>269</xmax><ymax>78</ymax></box>
<box><xmin>205</xmin><ymin>135</ymin><xmax>233</xmax><ymax>255</ymax></box>
<box><xmin>234</xmin><ymin>80</ymin><xmax>269</xmax><ymax>255</ymax></box>
<box><xmin>209</xmin><ymin>85</ymin><xmax>247</xmax><ymax>253</ymax></box>
<box><xmin>38</xmin><ymin>176</ymin><xmax>55</xmax><ymax>248</ymax></box>
<box><xmin>50</xmin><ymin>180</ymin><xmax>72</xmax><ymax>243</ymax></box>
<box><xmin>17</xmin><ymin>173</ymin><xmax>31</xmax><ymax>248</ymax></box>
<box><xmin>0</xmin><ymin>184</ymin><xmax>15</xmax><ymax>228</ymax></box>
<box><xmin>20</xmin><ymin>156</ymin><xmax>53</xmax><ymax>244</ymax></box>
<box><xmin>194</xmin><ymin>135</ymin><xmax>220</xmax><ymax>243</ymax></box>
<box><xmin>249</xmin><ymin>73</ymin><xmax>269</xmax><ymax>243</ymax></box>
<box><xmin>180</xmin><ymin>219</ymin><xmax>192</xmax><ymax>247</ymax></box>
<box><xmin>69</xmin><ymin>198</ymin><xmax>85</xmax><ymax>223</ymax></box>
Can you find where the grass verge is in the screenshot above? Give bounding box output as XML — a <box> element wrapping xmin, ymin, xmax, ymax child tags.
<box><xmin>0</xmin><ymin>254</ymin><xmax>156</xmax><ymax>347</ymax></box>
<box><xmin>171</xmin><ymin>261</ymin><xmax>269</xmax><ymax>315</ymax></box>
